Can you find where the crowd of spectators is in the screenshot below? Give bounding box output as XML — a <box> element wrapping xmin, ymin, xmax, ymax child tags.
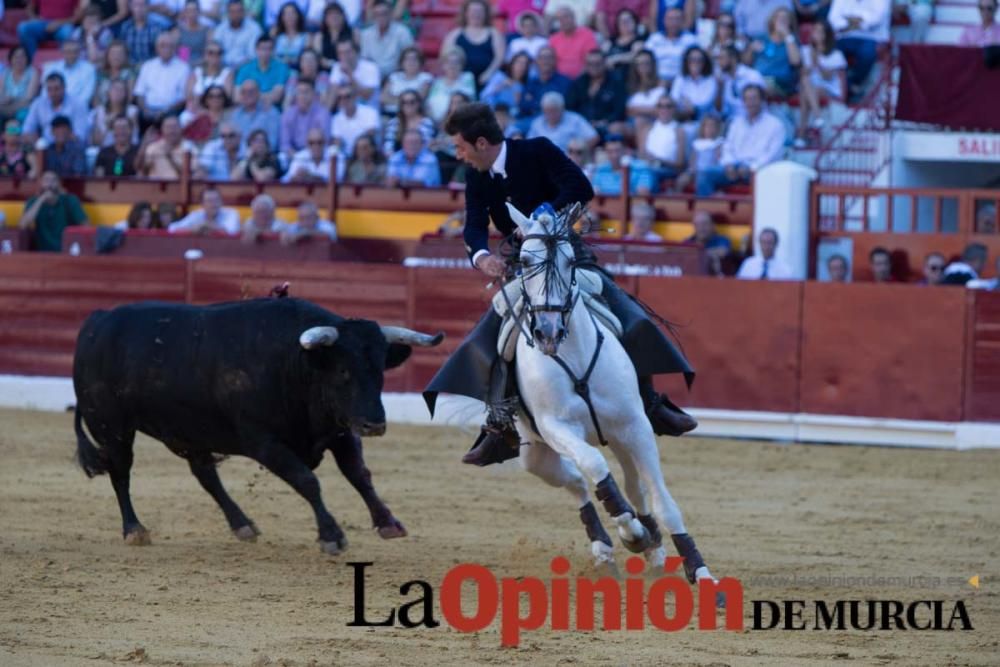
<box><xmin>4</xmin><ymin>0</ymin><xmax>998</xmax><ymax>278</ymax></box>
<box><xmin>0</xmin><ymin>0</ymin><xmax>921</xmax><ymax>199</ymax></box>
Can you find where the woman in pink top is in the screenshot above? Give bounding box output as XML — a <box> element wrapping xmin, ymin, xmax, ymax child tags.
<box><xmin>959</xmin><ymin>1</ymin><xmax>1000</xmax><ymax>46</ymax></box>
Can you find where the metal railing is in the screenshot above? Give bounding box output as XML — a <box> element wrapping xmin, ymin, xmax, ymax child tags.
<box><xmin>813</xmin><ymin>59</ymin><xmax>897</xmax><ymax>187</ymax></box>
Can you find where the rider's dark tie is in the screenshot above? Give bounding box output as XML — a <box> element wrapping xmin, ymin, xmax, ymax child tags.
<box><xmin>761</xmin><ymin>259</ymin><xmax>769</xmax><ymax>280</ymax></box>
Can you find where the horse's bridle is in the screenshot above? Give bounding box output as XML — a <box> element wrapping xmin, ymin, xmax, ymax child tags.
<box><xmin>500</xmin><ymin>206</ymin><xmax>610</xmax><ymax>445</ymax></box>
<box><xmin>520</xmin><ymin>233</ymin><xmax>577</xmax><ymax>332</ymax></box>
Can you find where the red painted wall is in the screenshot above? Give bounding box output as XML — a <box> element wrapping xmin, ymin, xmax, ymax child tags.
<box><xmin>0</xmin><ymin>255</ymin><xmax>992</xmax><ymax>423</ymax></box>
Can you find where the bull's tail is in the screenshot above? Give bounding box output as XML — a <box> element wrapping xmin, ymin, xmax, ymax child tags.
<box><xmin>75</xmin><ymin>408</ymin><xmax>109</xmax><ymax>478</ymax></box>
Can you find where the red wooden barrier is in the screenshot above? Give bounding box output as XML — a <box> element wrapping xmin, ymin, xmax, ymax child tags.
<box><xmin>637</xmin><ymin>277</ymin><xmax>803</xmax><ymax>412</ymax></box>
<box><xmin>0</xmin><ymin>228</ymin><xmax>29</xmax><ymax>252</ymax></box>
<box><xmin>0</xmin><ymin>254</ymin><xmax>995</xmax><ymax>424</ymax></box>
<box><xmin>0</xmin><ymin>255</ymin><xmax>187</xmax><ymax>376</ymax></box>
<box><xmin>799</xmin><ymin>282</ymin><xmax>967</xmax><ymax>421</ymax></box>
<box><xmin>965</xmin><ymin>290</ymin><xmax>1000</xmax><ymax>423</ymax></box>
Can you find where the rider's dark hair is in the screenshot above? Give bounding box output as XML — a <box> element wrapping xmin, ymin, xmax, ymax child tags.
<box><xmin>443</xmin><ymin>102</ymin><xmax>504</xmax><ymax>145</ymax></box>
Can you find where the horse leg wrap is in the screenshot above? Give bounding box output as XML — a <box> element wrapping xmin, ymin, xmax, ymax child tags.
<box><xmin>579</xmin><ymin>501</ymin><xmax>613</xmax><ymax>547</ymax></box>
<box><xmin>595</xmin><ymin>474</ymin><xmax>635</xmax><ymax>519</ymax></box>
<box><xmin>670</xmin><ymin>533</ymin><xmax>707</xmax><ymax>584</ymax></box>
<box><xmin>637</xmin><ymin>514</ymin><xmax>663</xmax><ymax>548</ymax></box>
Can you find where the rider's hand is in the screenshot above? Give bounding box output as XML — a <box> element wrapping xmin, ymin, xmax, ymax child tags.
<box><xmin>476</xmin><ymin>253</ymin><xmax>507</xmax><ymax>279</ymax></box>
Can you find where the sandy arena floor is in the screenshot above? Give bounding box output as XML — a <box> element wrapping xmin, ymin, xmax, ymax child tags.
<box><xmin>0</xmin><ymin>408</ymin><xmax>997</xmax><ymax>666</ymax></box>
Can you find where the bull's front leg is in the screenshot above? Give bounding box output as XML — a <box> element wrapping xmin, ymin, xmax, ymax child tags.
<box><xmin>250</xmin><ymin>441</ymin><xmax>348</xmax><ymax>555</ymax></box>
<box><xmin>329</xmin><ymin>430</ymin><xmax>407</xmax><ymax>539</ymax></box>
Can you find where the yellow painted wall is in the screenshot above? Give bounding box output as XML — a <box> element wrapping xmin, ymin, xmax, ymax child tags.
<box><xmin>2</xmin><ymin>201</ymin><xmax>749</xmax><ymax>246</ymax></box>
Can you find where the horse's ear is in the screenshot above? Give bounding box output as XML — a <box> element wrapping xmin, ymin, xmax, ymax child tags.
<box><xmin>505</xmin><ymin>202</ymin><xmax>532</xmax><ymax>233</ymax></box>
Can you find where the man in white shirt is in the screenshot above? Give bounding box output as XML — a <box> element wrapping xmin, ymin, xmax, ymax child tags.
<box><xmin>329</xmin><ymin>39</ymin><xmax>381</xmax><ymax>107</ymax></box>
<box><xmin>134</xmin><ymin>33</ymin><xmax>191</xmax><ymax>127</ymax></box>
<box><xmin>330</xmin><ymin>86</ymin><xmax>380</xmax><ymax>156</ymax></box>
<box><xmin>197</xmin><ymin>121</ymin><xmax>243</xmax><ymax>180</ymax></box>
<box><xmin>359</xmin><ymin>1</ymin><xmax>414</xmax><ymax>79</ymax></box>
<box><xmin>644</xmin><ymin>8</ymin><xmax>698</xmax><ymax>83</ymax></box>
<box><xmin>213</xmin><ymin>0</ymin><xmax>263</xmax><ymax>67</ymax></box>
<box><xmin>527</xmin><ymin>91</ymin><xmax>599</xmax><ymax>152</ymax></box>
<box><xmin>42</xmin><ymin>41</ymin><xmax>96</xmax><ymax>108</ymax></box>
<box><xmin>696</xmin><ymin>84</ymin><xmax>785</xmax><ymax>196</ymax></box>
<box><xmin>168</xmin><ymin>188</ymin><xmax>241</xmax><ymax>235</ymax></box>
<box><xmin>828</xmin><ymin>0</ymin><xmax>891</xmax><ymax>97</ymax></box>
<box><xmin>282</xmin><ymin>128</ymin><xmax>346</xmax><ymax>182</ymax></box>
<box><xmin>23</xmin><ymin>73</ymin><xmax>89</xmax><ymax>144</ymax></box>
<box><xmin>276</xmin><ymin>201</ymin><xmax>337</xmax><ymax>244</ymax></box>
<box><xmin>737</xmin><ymin>227</ymin><xmax>794</xmax><ymax>280</ymax></box>
<box><xmin>242</xmin><ymin>193</ymin><xmax>280</xmax><ymax>243</ymax></box>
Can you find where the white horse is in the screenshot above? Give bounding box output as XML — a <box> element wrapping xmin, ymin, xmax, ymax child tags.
<box><xmin>505</xmin><ymin>202</ymin><xmax>715</xmax><ymax>585</ymax></box>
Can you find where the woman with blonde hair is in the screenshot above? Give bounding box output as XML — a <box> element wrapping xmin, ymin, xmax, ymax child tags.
<box><xmin>746</xmin><ymin>6</ymin><xmax>801</xmax><ymax>98</ymax></box>
<box><xmin>426</xmin><ymin>49</ymin><xmax>476</xmax><ymax>123</ymax></box>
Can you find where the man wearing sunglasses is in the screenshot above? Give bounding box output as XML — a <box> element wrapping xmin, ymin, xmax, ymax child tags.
<box><xmin>425</xmin><ymin>102</ymin><xmax>696</xmax><ymax>467</ymax></box>
<box><xmin>917</xmin><ymin>252</ymin><xmax>946</xmax><ymax>286</ymax></box>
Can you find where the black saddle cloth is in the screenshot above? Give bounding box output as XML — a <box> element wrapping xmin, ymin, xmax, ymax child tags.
<box><xmin>422</xmin><ymin>267</ymin><xmax>694</xmax><ymax>416</ymax></box>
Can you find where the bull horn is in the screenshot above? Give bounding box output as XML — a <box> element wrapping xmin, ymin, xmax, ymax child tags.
<box><xmin>300</xmin><ymin>326</ymin><xmax>339</xmax><ymax>349</ymax></box>
<box><xmin>380</xmin><ymin>326</ymin><xmax>445</xmax><ymax>347</ymax></box>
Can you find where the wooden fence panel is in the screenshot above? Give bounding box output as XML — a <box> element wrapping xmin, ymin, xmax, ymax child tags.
<box><xmin>0</xmin><ymin>256</ymin><xmax>187</xmax><ymax>376</ymax></box>
<box><xmin>966</xmin><ymin>290</ymin><xmax>1000</xmax><ymax>422</ymax></box>
<box><xmin>800</xmin><ymin>282</ymin><xmax>966</xmax><ymax>421</ymax></box>
<box><xmin>636</xmin><ymin>277</ymin><xmax>803</xmax><ymax>412</ymax></box>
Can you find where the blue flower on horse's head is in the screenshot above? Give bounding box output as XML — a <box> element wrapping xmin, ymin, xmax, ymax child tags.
<box><xmin>531</xmin><ymin>203</ymin><xmax>556</xmax><ymax>222</ymax></box>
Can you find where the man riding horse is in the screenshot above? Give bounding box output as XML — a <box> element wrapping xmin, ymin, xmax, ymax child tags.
<box><xmin>424</xmin><ymin>103</ymin><xmax>697</xmax><ymax>466</ymax></box>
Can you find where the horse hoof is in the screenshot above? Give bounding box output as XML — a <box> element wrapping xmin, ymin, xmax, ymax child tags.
<box><xmin>591</xmin><ymin>541</ymin><xmax>620</xmax><ymax>578</ymax></box>
<box><xmin>124</xmin><ymin>527</ymin><xmax>151</xmax><ymax>546</ymax></box>
<box><xmin>376</xmin><ymin>520</ymin><xmax>407</xmax><ymax>539</ymax></box>
<box><xmin>233</xmin><ymin>523</ymin><xmax>261</xmax><ymax>542</ymax></box>
<box><xmin>319</xmin><ymin>536</ymin><xmax>348</xmax><ymax>556</ymax></box>
<box><xmin>643</xmin><ymin>545</ymin><xmax>667</xmax><ymax>569</ymax></box>
<box><xmin>715</xmin><ymin>591</ymin><xmax>727</xmax><ymax>609</ymax></box>
<box><xmin>616</xmin><ymin>516</ymin><xmax>652</xmax><ymax>554</ymax></box>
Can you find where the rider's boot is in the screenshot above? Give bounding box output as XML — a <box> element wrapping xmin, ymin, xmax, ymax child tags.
<box><xmin>462</xmin><ymin>359</ymin><xmax>521</xmax><ymax>466</ymax></box>
<box><xmin>462</xmin><ymin>419</ymin><xmax>521</xmax><ymax>466</ymax></box>
<box><xmin>639</xmin><ymin>376</ymin><xmax>697</xmax><ymax>436</ymax></box>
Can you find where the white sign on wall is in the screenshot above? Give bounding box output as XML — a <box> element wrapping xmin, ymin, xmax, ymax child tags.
<box><xmin>901</xmin><ymin>131</ymin><xmax>1000</xmax><ymax>163</ymax></box>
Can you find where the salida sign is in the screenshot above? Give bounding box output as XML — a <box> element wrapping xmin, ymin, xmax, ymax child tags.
<box><xmin>958</xmin><ymin>136</ymin><xmax>1000</xmax><ymax>158</ymax></box>
<box><xmin>346</xmin><ymin>558</ymin><xmax>974</xmax><ymax>646</ymax></box>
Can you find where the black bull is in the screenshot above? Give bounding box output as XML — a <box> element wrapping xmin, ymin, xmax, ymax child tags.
<box><xmin>72</xmin><ymin>298</ymin><xmax>443</xmax><ymax>555</ymax></box>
